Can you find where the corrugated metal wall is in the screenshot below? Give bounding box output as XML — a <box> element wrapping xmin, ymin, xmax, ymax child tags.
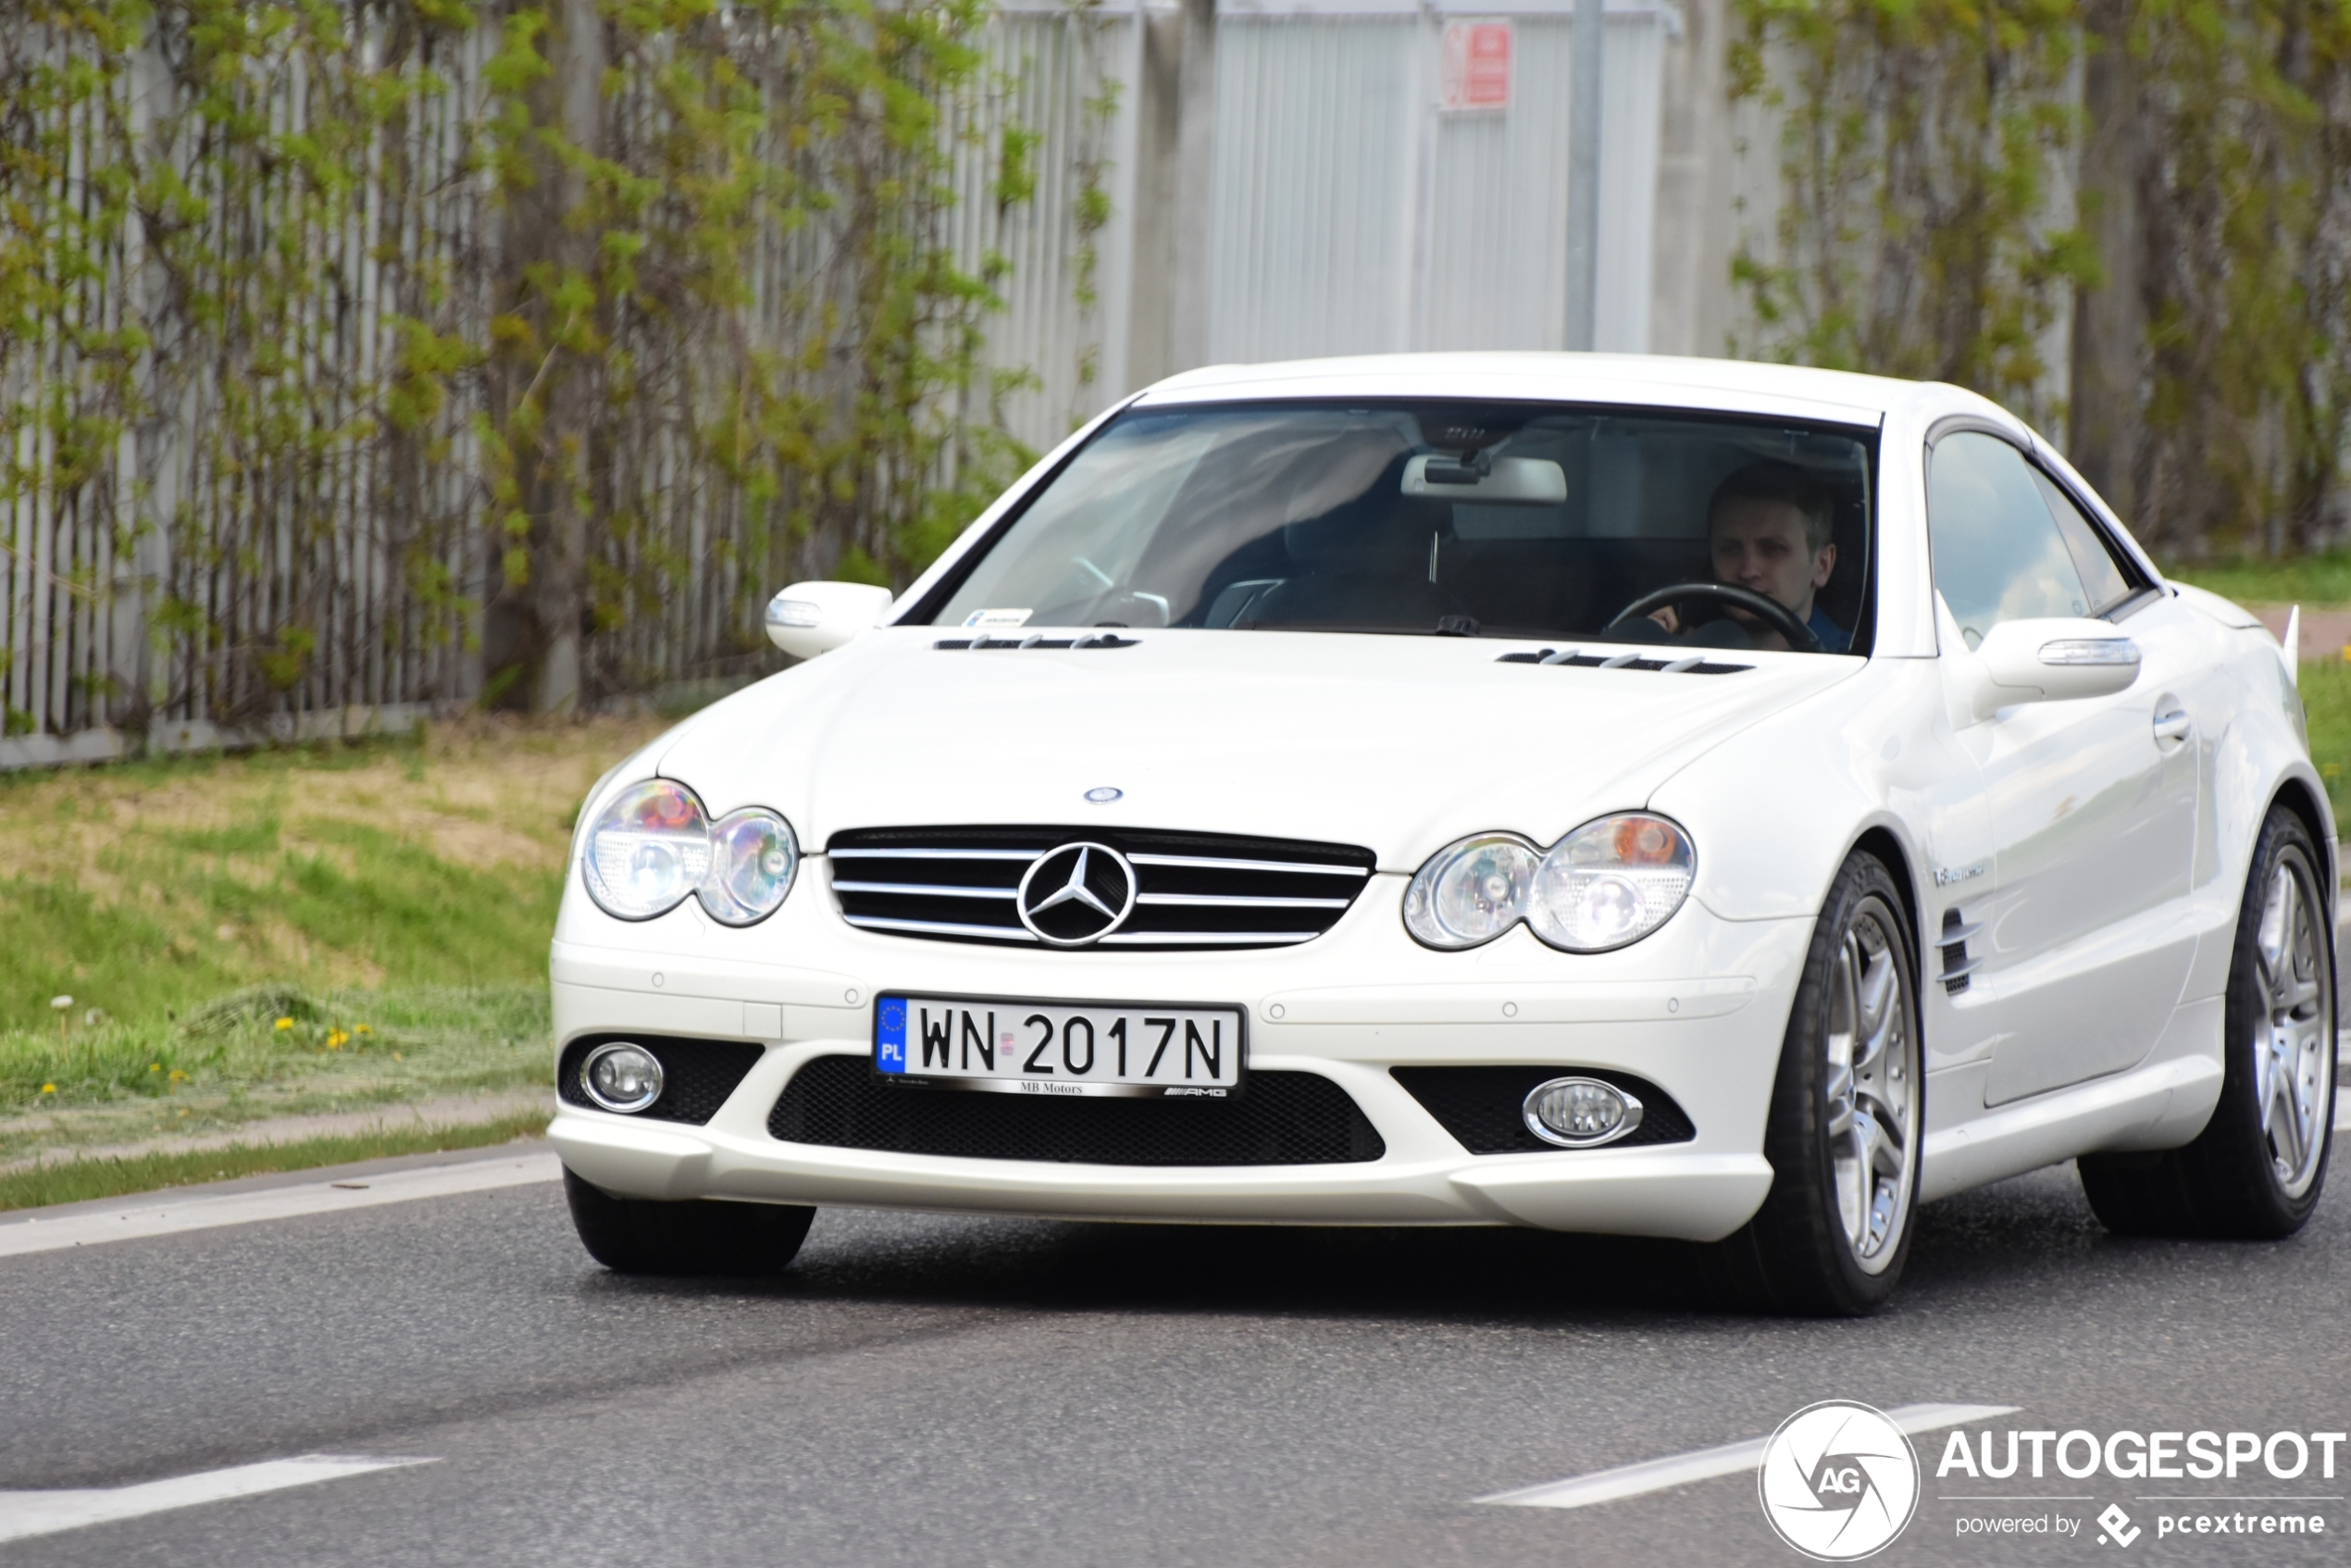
<box><xmin>954</xmin><ymin>8</ymin><xmax>1142</xmax><ymax>447</ymax></box>
<box><xmin>1</xmin><ymin>0</ymin><xmax>1674</xmax><ymax>766</ymax></box>
<box><xmin>1209</xmin><ymin>19</ymin><xmax>1422</xmax><ymax>360</ymax></box>
<box><xmin>1204</xmin><ymin>2</ymin><xmax>1665</xmax><ymax>369</ymax></box>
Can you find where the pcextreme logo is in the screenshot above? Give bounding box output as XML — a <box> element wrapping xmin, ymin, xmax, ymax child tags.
<box><xmin>1757</xmin><ymin>1401</ymin><xmax>1922</xmax><ymax>1561</ymax></box>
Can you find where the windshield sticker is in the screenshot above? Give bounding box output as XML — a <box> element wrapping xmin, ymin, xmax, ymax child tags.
<box><xmin>964</xmin><ymin>608</ymin><xmax>1033</xmax><ymax>628</ymax></box>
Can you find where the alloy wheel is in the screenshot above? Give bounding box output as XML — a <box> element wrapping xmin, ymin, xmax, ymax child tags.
<box><xmin>2253</xmin><ymin>853</ymin><xmax>2333</xmax><ymax>1200</ymax></box>
<box><xmin>1823</xmin><ymin>896</ymin><xmax>1920</xmax><ymax>1273</ymax></box>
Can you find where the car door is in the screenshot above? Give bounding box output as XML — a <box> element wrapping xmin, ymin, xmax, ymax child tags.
<box><xmin>1926</xmin><ymin>429</ymin><xmax>2199</xmax><ymax>1106</ymax></box>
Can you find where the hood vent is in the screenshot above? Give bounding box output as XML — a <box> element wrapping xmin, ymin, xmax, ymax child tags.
<box><xmin>1495</xmin><ymin>648</ymin><xmax>1750</xmax><ymax>674</ymax></box>
<box><xmin>933</xmin><ymin>632</ymin><xmax>1140</xmax><ymax>652</ymax></box>
<box><xmin>827</xmin><ymin>825</ymin><xmax>1375</xmax><ymax>950</ymax></box>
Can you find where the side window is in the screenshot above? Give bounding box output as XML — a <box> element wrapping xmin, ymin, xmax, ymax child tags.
<box><xmin>2030</xmin><ymin>469</ymin><xmax>2138</xmax><ymax>615</ymax></box>
<box><xmin>1927</xmin><ymin>431</ymin><xmax>2091</xmax><ymax>649</ymax></box>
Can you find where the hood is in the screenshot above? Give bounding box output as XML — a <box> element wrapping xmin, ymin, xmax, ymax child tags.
<box><xmin>654</xmin><ymin>628</ymin><xmax>1859</xmax><ymax>869</ymax></box>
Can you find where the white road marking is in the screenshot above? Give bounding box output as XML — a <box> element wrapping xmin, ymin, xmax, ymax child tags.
<box><xmin>0</xmin><ymin>1455</ymin><xmax>437</xmax><ymax>1545</ymax></box>
<box><xmin>1479</xmin><ymin>1402</ymin><xmax>2021</xmax><ymax>1510</ymax></box>
<box><xmin>0</xmin><ymin>1153</ymin><xmax>561</xmax><ymax>1260</ymax></box>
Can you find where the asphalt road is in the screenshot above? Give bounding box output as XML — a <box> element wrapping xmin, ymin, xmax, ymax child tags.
<box><xmin>2</xmin><ymin>1129</ymin><xmax>2345</xmax><ymax>1568</ymax></box>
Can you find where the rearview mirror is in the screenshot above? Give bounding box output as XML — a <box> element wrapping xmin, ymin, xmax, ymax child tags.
<box><xmin>765</xmin><ymin>581</ymin><xmax>896</xmax><ymax>659</ymax></box>
<box><xmin>1400</xmin><ymin>454</ymin><xmax>1567</xmax><ymax>505</ymax></box>
<box><xmin>1969</xmin><ymin>616</ymin><xmax>2140</xmax><ymax>719</ymax></box>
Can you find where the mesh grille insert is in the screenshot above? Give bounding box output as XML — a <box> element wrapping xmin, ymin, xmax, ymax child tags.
<box><xmin>1390</xmin><ymin>1065</ymin><xmax>1695</xmax><ymax>1153</ymax></box>
<box><xmin>769</xmin><ymin>1054</ymin><xmax>1387</xmax><ymax>1165</ymax></box>
<box><xmin>827</xmin><ymin>824</ymin><xmax>1377</xmax><ymax>951</ymax></box>
<box><xmin>559</xmin><ymin>1035</ymin><xmax>765</xmax><ymax>1126</ymax></box>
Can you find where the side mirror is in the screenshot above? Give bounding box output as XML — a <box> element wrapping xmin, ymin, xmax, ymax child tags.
<box><xmin>765</xmin><ymin>581</ymin><xmax>897</xmax><ymax>660</ymax></box>
<box><xmin>1969</xmin><ymin>616</ymin><xmax>2141</xmax><ymax>719</ymax></box>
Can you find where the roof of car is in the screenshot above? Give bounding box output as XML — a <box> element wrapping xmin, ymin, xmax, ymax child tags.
<box><xmin>1135</xmin><ymin>352</ymin><xmax>1989</xmax><ymax>429</ymax></box>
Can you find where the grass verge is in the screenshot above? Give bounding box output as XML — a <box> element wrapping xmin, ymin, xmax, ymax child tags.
<box><xmin>2298</xmin><ymin>661</ymin><xmax>2351</xmax><ymax>820</ymax></box>
<box><xmin>0</xmin><ymin>1110</ymin><xmax>551</xmax><ymax>1212</ymax></box>
<box><xmin>2166</xmin><ymin>550</ymin><xmax>2351</xmax><ymax>607</ymax></box>
<box><xmin>0</xmin><ymin>716</ymin><xmax>659</xmax><ymax>1166</ymax></box>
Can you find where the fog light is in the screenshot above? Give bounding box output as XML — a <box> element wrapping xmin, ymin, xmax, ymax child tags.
<box><xmin>581</xmin><ymin>1041</ymin><xmax>665</xmax><ymax>1114</ymax></box>
<box><xmin>1523</xmin><ymin>1076</ymin><xmax>1644</xmax><ymax>1148</ymax></box>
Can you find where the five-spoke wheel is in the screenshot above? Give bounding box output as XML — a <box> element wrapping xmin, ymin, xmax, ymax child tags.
<box><xmin>1712</xmin><ymin>851</ymin><xmax>1922</xmax><ymax>1314</ymax></box>
<box><xmin>1824</xmin><ymin>902</ymin><xmax>1921</xmax><ymax>1273</ymax></box>
<box><xmin>2251</xmin><ymin>853</ymin><xmax>2332</xmax><ymax>1199</ymax></box>
<box><xmin>2080</xmin><ymin>804</ymin><xmax>2336</xmax><ymax>1238</ymax></box>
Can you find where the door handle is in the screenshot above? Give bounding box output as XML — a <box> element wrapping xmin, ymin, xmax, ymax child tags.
<box><xmin>2153</xmin><ymin>702</ymin><xmax>2193</xmax><ymax>750</ymax></box>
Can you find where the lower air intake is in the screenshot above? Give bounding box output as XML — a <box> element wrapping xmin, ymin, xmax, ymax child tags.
<box><xmin>1389</xmin><ymin>1065</ymin><xmax>1695</xmax><ymax>1153</ymax></box>
<box><xmin>768</xmin><ymin>1055</ymin><xmax>1386</xmax><ymax>1166</ymax></box>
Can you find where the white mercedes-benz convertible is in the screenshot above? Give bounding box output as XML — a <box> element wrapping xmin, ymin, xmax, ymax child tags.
<box><xmin>548</xmin><ymin>353</ymin><xmax>2335</xmax><ymax>1313</ymax></box>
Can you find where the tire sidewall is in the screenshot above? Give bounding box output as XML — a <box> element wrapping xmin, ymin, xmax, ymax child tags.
<box><xmin>1760</xmin><ymin>852</ymin><xmax>1924</xmax><ymax>1313</ymax></box>
<box><xmin>2214</xmin><ymin>810</ymin><xmax>2337</xmax><ymax>1228</ymax></box>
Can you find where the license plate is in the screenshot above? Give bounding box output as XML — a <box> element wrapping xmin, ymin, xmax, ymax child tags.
<box><xmin>874</xmin><ymin>994</ymin><xmax>1246</xmax><ymax>1098</ymax></box>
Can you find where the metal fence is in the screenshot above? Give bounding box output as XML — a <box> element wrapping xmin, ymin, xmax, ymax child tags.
<box><xmin>2</xmin><ymin>0</ymin><xmax>1672</xmax><ymax>769</ymax></box>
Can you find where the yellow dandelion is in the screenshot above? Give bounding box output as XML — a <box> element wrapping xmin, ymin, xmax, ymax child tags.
<box><xmin>274</xmin><ymin>1016</ymin><xmax>294</xmax><ymax>1030</ymax></box>
<box><xmin>168</xmin><ymin>1069</ymin><xmax>187</xmax><ymax>1082</ymax></box>
<box><xmin>355</xmin><ymin>1024</ymin><xmax>372</xmax><ymax>1035</ymax></box>
<box><xmin>327</xmin><ymin>1029</ymin><xmax>349</xmax><ymax>1048</ymax></box>
<box><xmin>149</xmin><ymin>1063</ymin><xmax>161</xmax><ymax>1073</ymax></box>
<box><xmin>39</xmin><ymin>1083</ymin><xmax>56</xmax><ymax>1094</ymax></box>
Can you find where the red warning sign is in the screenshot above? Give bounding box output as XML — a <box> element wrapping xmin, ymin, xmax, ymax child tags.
<box><xmin>1440</xmin><ymin>20</ymin><xmax>1513</xmax><ymax>113</ymax></box>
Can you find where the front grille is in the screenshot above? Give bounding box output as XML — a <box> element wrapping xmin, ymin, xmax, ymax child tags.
<box><xmin>827</xmin><ymin>825</ymin><xmax>1377</xmax><ymax>950</ymax></box>
<box><xmin>768</xmin><ymin>1054</ymin><xmax>1387</xmax><ymax>1165</ymax></box>
<box><xmin>559</xmin><ymin>1035</ymin><xmax>765</xmax><ymax>1125</ymax></box>
<box><xmin>1390</xmin><ymin>1065</ymin><xmax>1695</xmax><ymax>1153</ymax></box>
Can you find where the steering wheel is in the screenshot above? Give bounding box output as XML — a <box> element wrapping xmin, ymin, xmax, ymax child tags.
<box><xmin>1607</xmin><ymin>582</ymin><xmax>1822</xmax><ymax>653</ymax></box>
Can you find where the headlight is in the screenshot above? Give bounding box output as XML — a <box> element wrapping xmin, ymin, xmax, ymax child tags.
<box><xmin>1526</xmin><ymin>813</ymin><xmax>1695</xmax><ymax>952</ymax></box>
<box><xmin>582</xmin><ymin>779</ymin><xmax>798</xmax><ymax>926</ymax></box>
<box><xmin>1403</xmin><ymin>814</ymin><xmax>1694</xmax><ymax>952</ymax></box>
<box><xmin>1403</xmin><ymin>834</ymin><xmax>1542</xmax><ymax>950</ymax></box>
<box><xmin>701</xmin><ymin>807</ymin><xmax>799</xmax><ymax>926</ymax></box>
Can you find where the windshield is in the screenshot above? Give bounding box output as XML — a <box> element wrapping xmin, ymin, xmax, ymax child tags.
<box><xmin>927</xmin><ymin>401</ymin><xmax>1876</xmax><ymax>653</ymax></box>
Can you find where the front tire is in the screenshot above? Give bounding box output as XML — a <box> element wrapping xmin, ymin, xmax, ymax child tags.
<box><xmin>1712</xmin><ymin>852</ymin><xmax>1923</xmax><ymax>1315</ymax></box>
<box><xmin>2079</xmin><ymin>805</ymin><xmax>2336</xmax><ymax>1238</ymax></box>
<box><xmin>564</xmin><ymin>1170</ymin><xmax>815</xmax><ymax>1276</ymax></box>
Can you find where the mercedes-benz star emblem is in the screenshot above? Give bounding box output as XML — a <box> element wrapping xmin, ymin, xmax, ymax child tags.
<box><xmin>1016</xmin><ymin>841</ymin><xmax>1138</xmax><ymax>946</ymax></box>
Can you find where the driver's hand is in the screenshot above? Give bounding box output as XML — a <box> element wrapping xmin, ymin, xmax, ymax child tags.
<box><xmin>1647</xmin><ymin>605</ymin><xmax>1683</xmax><ymax>635</ymax></box>
<box><xmin>1718</xmin><ymin>601</ymin><xmax>1791</xmax><ymax>653</ymax></box>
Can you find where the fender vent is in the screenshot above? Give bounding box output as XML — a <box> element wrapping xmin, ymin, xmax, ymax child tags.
<box><xmin>1938</xmin><ymin>907</ymin><xmax>1981</xmax><ymax>995</ymax></box>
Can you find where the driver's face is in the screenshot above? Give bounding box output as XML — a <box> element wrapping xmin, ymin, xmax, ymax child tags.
<box><xmin>1710</xmin><ymin>498</ymin><xmax>1835</xmax><ymax>619</ymax></box>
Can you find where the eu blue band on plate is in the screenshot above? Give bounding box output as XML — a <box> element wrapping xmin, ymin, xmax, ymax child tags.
<box><xmin>876</xmin><ymin>997</ymin><xmax>907</xmax><ymax>1074</ymax></box>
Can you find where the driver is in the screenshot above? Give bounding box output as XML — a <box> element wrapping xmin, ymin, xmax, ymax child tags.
<box><xmin>1649</xmin><ymin>461</ymin><xmax>1850</xmax><ymax>653</ymax></box>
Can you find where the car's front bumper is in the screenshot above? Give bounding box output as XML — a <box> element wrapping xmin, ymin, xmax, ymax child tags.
<box><xmin>547</xmin><ymin>875</ymin><xmax>1812</xmax><ymax>1243</ymax></box>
